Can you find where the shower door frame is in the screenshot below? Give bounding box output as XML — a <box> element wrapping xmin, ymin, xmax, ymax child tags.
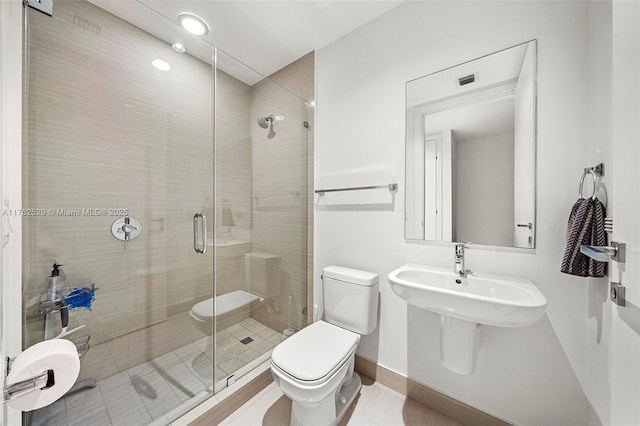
<box><xmin>0</xmin><ymin>0</ymin><xmax>25</xmax><ymax>424</ymax></box>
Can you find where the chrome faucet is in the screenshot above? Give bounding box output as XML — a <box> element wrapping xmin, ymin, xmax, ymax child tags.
<box><xmin>454</xmin><ymin>243</ymin><xmax>466</xmax><ymax>277</ymax></box>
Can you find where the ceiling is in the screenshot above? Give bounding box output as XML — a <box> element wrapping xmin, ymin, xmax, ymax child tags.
<box><xmin>89</xmin><ymin>0</ymin><xmax>404</xmax><ymax>85</ymax></box>
<box><xmin>407</xmin><ymin>42</ymin><xmax>529</xmax><ymax>108</ymax></box>
<box><xmin>427</xmin><ymin>96</ymin><xmax>515</xmax><ymax>142</ymax></box>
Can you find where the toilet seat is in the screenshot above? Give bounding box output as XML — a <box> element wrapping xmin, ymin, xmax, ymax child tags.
<box><xmin>271</xmin><ymin>321</ymin><xmax>359</xmax><ymax>386</ymax></box>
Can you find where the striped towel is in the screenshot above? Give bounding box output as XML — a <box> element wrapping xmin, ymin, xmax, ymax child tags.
<box><xmin>561</xmin><ymin>197</ymin><xmax>607</xmax><ymax>277</ymax></box>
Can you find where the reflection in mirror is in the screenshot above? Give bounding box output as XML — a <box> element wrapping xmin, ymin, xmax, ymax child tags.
<box><xmin>405</xmin><ymin>40</ymin><xmax>536</xmax><ymax>249</ymax></box>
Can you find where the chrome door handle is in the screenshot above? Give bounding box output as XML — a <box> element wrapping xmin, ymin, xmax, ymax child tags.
<box><xmin>517</xmin><ymin>222</ymin><xmax>533</xmax><ymax>229</ymax></box>
<box><xmin>193</xmin><ymin>213</ymin><xmax>200</xmax><ymax>253</ymax></box>
<box><xmin>200</xmin><ymin>213</ymin><xmax>207</xmax><ymax>254</ymax></box>
<box><xmin>193</xmin><ymin>212</ymin><xmax>207</xmax><ymax>254</ymax></box>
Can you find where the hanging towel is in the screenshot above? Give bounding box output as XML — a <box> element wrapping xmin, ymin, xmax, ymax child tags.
<box><xmin>561</xmin><ymin>197</ymin><xmax>607</xmax><ymax>277</ymax></box>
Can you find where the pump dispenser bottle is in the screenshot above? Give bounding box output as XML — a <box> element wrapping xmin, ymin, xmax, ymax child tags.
<box><xmin>47</xmin><ymin>263</ymin><xmax>64</xmax><ymax>301</ymax></box>
<box><xmin>44</xmin><ymin>263</ymin><xmax>66</xmax><ymax>340</ymax></box>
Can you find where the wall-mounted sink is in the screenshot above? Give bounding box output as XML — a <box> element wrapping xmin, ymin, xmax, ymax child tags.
<box><xmin>388</xmin><ymin>263</ymin><xmax>547</xmax><ymax>374</ymax></box>
<box><xmin>388</xmin><ymin>263</ymin><xmax>547</xmax><ymax>327</ymax></box>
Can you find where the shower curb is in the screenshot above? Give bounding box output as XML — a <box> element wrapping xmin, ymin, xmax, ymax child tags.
<box><xmin>188</xmin><ymin>365</ymin><xmax>273</xmax><ymax>425</ymax></box>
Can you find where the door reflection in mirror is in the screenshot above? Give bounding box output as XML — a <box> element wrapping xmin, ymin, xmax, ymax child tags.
<box><xmin>405</xmin><ymin>40</ymin><xmax>536</xmax><ymax>249</ymax></box>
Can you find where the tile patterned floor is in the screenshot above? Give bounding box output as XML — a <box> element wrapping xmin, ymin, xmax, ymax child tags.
<box><xmin>31</xmin><ymin>318</ymin><xmax>285</xmax><ymax>426</ymax></box>
<box><xmin>220</xmin><ymin>375</ymin><xmax>463</xmax><ymax>426</ymax></box>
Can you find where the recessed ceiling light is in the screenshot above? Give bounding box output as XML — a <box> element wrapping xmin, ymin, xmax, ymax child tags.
<box><xmin>152</xmin><ymin>59</ymin><xmax>171</xmax><ymax>71</ymax></box>
<box><xmin>172</xmin><ymin>42</ymin><xmax>186</xmax><ymax>53</ymax></box>
<box><xmin>177</xmin><ymin>13</ymin><xmax>209</xmax><ymax>36</ymax></box>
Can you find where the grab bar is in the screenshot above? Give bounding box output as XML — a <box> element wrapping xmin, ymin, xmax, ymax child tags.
<box><xmin>315</xmin><ymin>183</ymin><xmax>398</xmax><ymax>196</ymax></box>
<box><xmin>193</xmin><ymin>212</ymin><xmax>207</xmax><ymax>254</ymax></box>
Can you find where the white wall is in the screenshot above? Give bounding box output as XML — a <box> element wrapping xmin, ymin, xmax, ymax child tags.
<box><xmin>315</xmin><ymin>1</ymin><xmax>593</xmax><ymax>424</ymax></box>
<box><xmin>609</xmin><ymin>3</ymin><xmax>640</xmax><ymax>423</ymax></box>
<box><xmin>585</xmin><ymin>1</ymin><xmax>640</xmax><ymax>425</ymax></box>
<box><xmin>584</xmin><ymin>2</ymin><xmax>612</xmax><ymax>425</ymax></box>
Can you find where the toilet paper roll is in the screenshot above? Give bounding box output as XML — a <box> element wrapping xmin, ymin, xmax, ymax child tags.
<box><xmin>6</xmin><ymin>339</ymin><xmax>80</xmax><ymax>411</ymax></box>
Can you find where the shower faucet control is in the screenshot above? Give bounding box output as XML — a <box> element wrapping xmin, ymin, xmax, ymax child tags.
<box><xmin>111</xmin><ymin>217</ymin><xmax>142</xmax><ymax>241</ymax></box>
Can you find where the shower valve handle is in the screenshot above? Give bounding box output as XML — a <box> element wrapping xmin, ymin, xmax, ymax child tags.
<box><xmin>111</xmin><ymin>217</ymin><xmax>142</xmax><ymax>241</ymax></box>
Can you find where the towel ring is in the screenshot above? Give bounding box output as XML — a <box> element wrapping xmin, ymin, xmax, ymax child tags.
<box><xmin>579</xmin><ymin>169</ymin><xmax>598</xmax><ymax>199</ymax></box>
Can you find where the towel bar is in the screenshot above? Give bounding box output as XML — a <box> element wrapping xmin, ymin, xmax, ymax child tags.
<box><xmin>315</xmin><ymin>183</ymin><xmax>398</xmax><ymax>196</ymax></box>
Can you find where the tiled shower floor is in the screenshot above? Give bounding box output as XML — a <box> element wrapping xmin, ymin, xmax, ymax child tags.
<box><xmin>31</xmin><ymin>318</ymin><xmax>285</xmax><ymax>426</ymax></box>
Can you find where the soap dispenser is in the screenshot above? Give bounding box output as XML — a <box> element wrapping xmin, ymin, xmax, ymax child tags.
<box><xmin>46</xmin><ymin>263</ymin><xmax>64</xmax><ymax>302</ymax></box>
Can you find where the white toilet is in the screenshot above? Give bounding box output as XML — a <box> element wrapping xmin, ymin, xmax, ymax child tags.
<box><xmin>270</xmin><ymin>266</ymin><xmax>379</xmax><ymax>426</ymax></box>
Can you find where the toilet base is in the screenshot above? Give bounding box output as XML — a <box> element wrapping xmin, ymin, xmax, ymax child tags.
<box><xmin>290</xmin><ymin>373</ymin><xmax>362</xmax><ymax>426</ymax></box>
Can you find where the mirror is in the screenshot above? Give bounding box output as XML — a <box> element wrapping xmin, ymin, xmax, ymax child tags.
<box><xmin>405</xmin><ymin>40</ymin><xmax>536</xmax><ymax>249</ymax></box>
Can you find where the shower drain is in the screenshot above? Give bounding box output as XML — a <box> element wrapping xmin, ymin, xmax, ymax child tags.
<box><xmin>240</xmin><ymin>337</ymin><xmax>253</xmax><ymax>345</ymax></box>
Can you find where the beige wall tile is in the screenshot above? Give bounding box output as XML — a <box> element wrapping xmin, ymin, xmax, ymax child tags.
<box><xmin>24</xmin><ymin>0</ymin><xmax>214</xmax><ymax>377</ymax></box>
<box><xmin>249</xmin><ymin>54</ymin><xmax>314</xmax><ymax>333</ymax></box>
<box><xmin>24</xmin><ymin>0</ymin><xmax>314</xmax><ymax>389</ymax></box>
<box><xmin>216</xmin><ymin>71</ymin><xmax>252</xmax><ymax>234</ymax></box>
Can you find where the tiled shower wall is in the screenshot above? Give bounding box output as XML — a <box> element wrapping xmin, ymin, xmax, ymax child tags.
<box><xmin>22</xmin><ymin>0</ymin><xmax>314</xmax><ymax>386</ymax></box>
<box><xmin>249</xmin><ymin>52</ymin><xmax>314</xmax><ymax>334</ymax></box>
<box><xmin>22</xmin><ymin>0</ymin><xmax>214</xmax><ymax>381</ymax></box>
<box><xmin>213</xmin><ymin>53</ymin><xmax>315</xmax><ymax>335</ymax></box>
<box><xmin>215</xmin><ymin>70</ymin><xmax>252</xmax><ymax>243</ymax></box>
<box><xmin>215</xmin><ymin>70</ymin><xmax>253</xmax><ymax>299</ymax></box>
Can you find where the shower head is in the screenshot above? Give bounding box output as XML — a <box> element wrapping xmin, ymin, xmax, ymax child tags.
<box><xmin>257</xmin><ymin>116</ymin><xmax>272</xmax><ymax>129</ymax></box>
<box><xmin>257</xmin><ymin>115</ymin><xmax>284</xmax><ymax>129</ymax></box>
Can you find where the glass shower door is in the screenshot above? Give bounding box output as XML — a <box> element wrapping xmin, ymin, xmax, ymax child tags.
<box><xmin>22</xmin><ymin>0</ymin><xmax>216</xmax><ymax>424</ymax></box>
<box><xmin>213</xmin><ymin>49</ymin><xmax>311</xmax><ymax>392</ymax></box>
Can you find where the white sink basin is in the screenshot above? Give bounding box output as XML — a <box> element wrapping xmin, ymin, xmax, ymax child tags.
<box><xmin>388</xmin><ymin>263</ymin><xmax>546</xmax><ymax>327</ymax></box>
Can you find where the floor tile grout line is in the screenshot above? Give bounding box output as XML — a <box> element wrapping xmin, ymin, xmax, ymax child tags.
<box><xmin>97</xmin><ymin>381</ymin><xmax>116</xmax><ymax>426</ymax></box>
<box><xmin>103</xmin><ymin>369</ymin><xmax>153</xmax><ymax>424</ymax></box>
<box><xmin>182</xmin><ymin>348</ymin><xmax>215</xmax><ymax>388</ymax></box>
<box><xmin>126</xmin><ymin>360</ymin><xmax>183</xmax><ymax>420</ymax></box>
<box><xmin>34</xmin><ymin>318</ymin><xmax>283</xmax><ymax>426</ymax></box>
<box><xmin>158</xmin><ymin>350</ymin><xmax>207</xmax><ymax>398</ymax></box>
<box><xmin>63</xmin><ymin>396</ymin><xmax>70</xmax><ymax>425</ymax></box>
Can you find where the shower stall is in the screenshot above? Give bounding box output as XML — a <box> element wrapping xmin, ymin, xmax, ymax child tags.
<box><xmin>21</xmin><ymin>1</ymin><xmax>312</xmax><ymax>424</ymax></box>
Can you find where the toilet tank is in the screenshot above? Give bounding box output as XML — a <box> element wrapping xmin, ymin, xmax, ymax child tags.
<box><xmin>322</xmin><ymin>266</ymin><xmax>379</xmax><ymax>335</ymax></box>
<box><xmin>245</xmin><ymin>252</ymin><xmax>281</xmax><ymax>298</ymax></box>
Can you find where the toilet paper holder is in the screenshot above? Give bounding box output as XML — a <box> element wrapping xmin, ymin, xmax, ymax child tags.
<box><xmin>3</xmin><ymin>357</ymin><xmax>55</xmax><ymax>403</ymax></box>
<box><xmin>3</xmin><ymin>334</ymin><xmax>89</xmax><ymax>402</ymax></box>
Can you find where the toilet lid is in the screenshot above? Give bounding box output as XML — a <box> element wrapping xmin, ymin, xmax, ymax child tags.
<box><xmin>271</xmin><ymin>321</ymin><xmax>359</xmax><ymax>384</ymax></box>
<box><xmin>191</xmin><ymin>298</ymin><xmax>214</xmax><ymax>319</ymax></box>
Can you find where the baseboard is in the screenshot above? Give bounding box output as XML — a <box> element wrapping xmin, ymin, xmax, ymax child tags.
<box><xmin>355</xmin><ymin>355</ymin><xmax>510</xmax><ymax>426</ymax></box>
<box><xmin>190</xmin><ymin>369</ymin><xmax>274</xmax><ymax>426</ymax></box>
<box><xmin>189</xmin><ymin>355</ymin><xmax>508</xmax><ymax>426</ymax></box>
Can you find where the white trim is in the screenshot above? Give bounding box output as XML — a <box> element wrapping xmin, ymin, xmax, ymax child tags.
<box><xmin>412</xmin><ymin>80</ymin><xmax>516</xmax><ymax>115</ymax></box>
<box><xmin>0</xmin><ymin>0</ymin><xmax>24</xmax><ymax>423</ymax></box>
